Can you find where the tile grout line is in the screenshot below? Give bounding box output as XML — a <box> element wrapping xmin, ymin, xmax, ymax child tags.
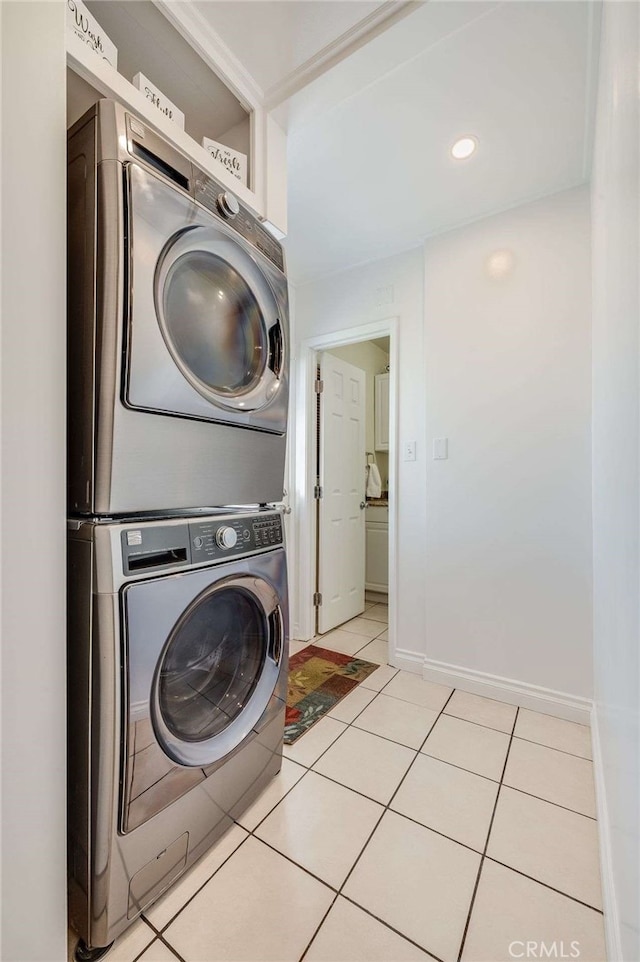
<box><xmin>284</xmin><ymin>660</ymin><xmax>400</xmax><ymax>766</ymax></box>
<box><xmin>129</xmin><ymin>923</ymin><xmax>186</xmax><ymax>962</ymax></box>
<box><xmin>149</xmin><ymin>830</ymin><xmax>254</xmax><ymax>935</ymax></box>
<box><xmin>297</xmin><ymin>688</ymin><xmax>459</xmax><ymax>962</ymax></box>
<box><xmin>242</xmin><ymin>766</ymin><xmax>312</xmax><ymax>833</ymax></box>
<box><xmin>252</xmin><ymin>833</ymin><xmax>343</xmax><ymax>893</ymax></box>
<box><xmin>418</xmin><ymin>747</ymin><xmax>504</xmax><ymax>784</ymax></box>
<box><xmin>500</xmin><ymin>782</ymin><xmax>598</xmax><ymax>821</ymax></box>
<box><xmin>324</xmin><ymin>693</ymin><xmax>459</xmax><ymax>945</ymax></box>
<box><xmin>143</xmin><ymin>666</ymin><xmax>595</xmax><ymax>960</ymax></box>
<box><xmin>381</xmin><ymin>687</ymin><xmax>458</xmax><ymax>821</ymax></box>
<box><xmin>152</xmin><ymin>714</ymin><xmax>597</xmax><ymax>955</ymax></box>
<box><xmin>416</xmin><ymin>748</ymin><xmax>596</xmax><ymax>819</ymax></box>
<box><xmin>157</xmin><ymin>933</ymin><xmax>188</xmax><ymax>962</ymax></box>
<box><xmin>327</xmin><ymin>674</ymin><xmax>397</xmax><ymax>728</ymax></box>
<box><xmin>510</xmin><ymin>733</ymin><xmax>595</xmax><ymax>762</ymax></box>
<box><xmin>147</xmin><ymin>656</ymin><xmax>595</xmax><ymax>959</ymax></box>
<box><xmin>131</xmin><ymin>651</ymin><xmax>411</xmax><ymax>954</ymax></box>
<box><xmin>441</xmin><ymin>710</ymin><xmax>519</xmax><ymax>737</ymax></box>
<box><xmin>455</xmin><ymin>706</ymin><xmax>520</xmax><ymax>962</ymax></box>
<box><xmin>153</xmin><ymin>727</ymin><xmax>379</xmax><ymax>936</ymax></box>
<box><xmin>130</xmin><ymin>937</ymin><xmax>156</xmax><ymax>962</ymax></box>
<box><xmin>442</xmin><ymin>711</ymin><xmax>591</xmax><ymax>751</ymax></box>
<box><xmin>336</xmin><ymin>893</ymin><xmax>447</xmax><ymax>962</ymax></box>
<box><xmin>302</xmin><ymin>758</ymin><xmax>604</xmax><ymax>908</ymax></box>
<box><xmin>297</xmin><ymin>894</ymin><xmax>341</xmax><ymax>962</ymax></box>
<box><xmin>308</xmin><ymin>764</ymin><xmax>486</xmax><ymax>857</ymax></box>
<box><xmin>348</xmin><ymin>716</ymin><xmax>442</xmax><ymax>753</ymax></box>
<box><xmin>483</xmin><ymin>855</ymin><xmax>605</xmax><ymax>914</ymax></box>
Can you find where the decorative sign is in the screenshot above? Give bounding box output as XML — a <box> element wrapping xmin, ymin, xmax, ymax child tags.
<box><xmin>66</xmin><ymin>0</ymin><xmax>118</xmax><ymax>69</ymax></box>
<box><xmin>202</xmin><ymin>137</ymin><xmax>248</xmax><ymax>187</ymax></box>
<box><xmin>133</xmin><ymin>73</ymin><xmax>185</xmax><ymax>129</ymax></box>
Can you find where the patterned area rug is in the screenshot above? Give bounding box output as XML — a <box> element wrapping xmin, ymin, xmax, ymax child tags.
<box><xmin>285</xmin><ymin>645</ymin><xmax>379</xmax><ymax>744</ymax></box>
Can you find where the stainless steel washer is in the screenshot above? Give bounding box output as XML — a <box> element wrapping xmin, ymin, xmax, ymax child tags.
<box><xmin>68</xmin><ymin>508</ymin><xmax>288</xmax><ymax>954</ymax></box>
<box><xmin>67</xmin><ymin>99</ymin><xmax>289</xmax><ymax>515</ymax></box>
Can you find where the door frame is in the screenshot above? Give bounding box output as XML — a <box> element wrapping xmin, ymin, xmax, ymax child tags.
<box><xmin>294</xmin><ymin>318</ymin><xmax>399</xmax><ymax>659</ymax></box>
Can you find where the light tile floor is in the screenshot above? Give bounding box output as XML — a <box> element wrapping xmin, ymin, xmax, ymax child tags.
<box><xmin>69</xmin><ymin>604</ymin><xmax>607</xmax><ymax>962</ymax></box>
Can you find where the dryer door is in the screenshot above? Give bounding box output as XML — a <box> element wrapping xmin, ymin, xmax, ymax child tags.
<box><xmin>155</xmin><ymin>230</ymin><xmax>285</xmax><ymax>415</ymax></box>
<box><xmin>122</xmin><ymin>550</ymin><xmax>287</xmax><ymax>832</ymax></box>
<box><xmin>124</xmin><ymin>163</ymin><xmax>288</xmax><ymax>434</ymax></box>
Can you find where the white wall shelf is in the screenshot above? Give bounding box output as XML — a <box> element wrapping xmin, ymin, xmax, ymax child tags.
<box><xmin>66</xmin><ymin>1</ymin><xmax>287</xmax><ymax>233</ymax></box>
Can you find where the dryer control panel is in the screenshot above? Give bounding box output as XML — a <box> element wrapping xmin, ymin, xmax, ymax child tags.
<box><xmin>194</xmin><ymin>177</ymin><xmax>285</xmax><ymax>273</ymax></box>
<box><xmin>121</xmin><ymin>512</ymin><xmax>283</xmax><ymax>575</ymax></box>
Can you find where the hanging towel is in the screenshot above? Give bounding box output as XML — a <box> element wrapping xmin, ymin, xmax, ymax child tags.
<box><xmin>366</xmin><ymin>463</ymin><xmax>382</xmax><ymax>499</ymax></box>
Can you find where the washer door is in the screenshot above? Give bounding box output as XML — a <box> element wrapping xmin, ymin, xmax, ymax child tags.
<box><xmin>122</xmin><ymin>549</ymin><xmax>288</xmax><ymax>832</ymax></box>
<box><xmin>152</xmin><ymin>575</ymin><xmax>283</xmax><ymax>767</ymax></box>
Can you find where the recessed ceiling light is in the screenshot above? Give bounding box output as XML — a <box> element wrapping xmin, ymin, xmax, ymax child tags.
<box><xmin>451</xmin><ymin>136</ymin><xmax>477</xmax><ymax>160</ymax></box>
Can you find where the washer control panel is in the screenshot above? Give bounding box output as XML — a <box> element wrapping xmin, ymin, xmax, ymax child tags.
<box><xmin>189</xmin><ymin>512</ymin><xmax>283</xmax><ymax>563</ymax></box>
<box><xmin>121</xmin><ymin>512</ymin><xmax>283</xmax><ymax>574</ymax></box>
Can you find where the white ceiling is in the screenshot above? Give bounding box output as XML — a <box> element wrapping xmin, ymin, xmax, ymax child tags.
<box><xmin>194</xmin><ymin>0</ymin><xmax>414</xmax><ymax>105</ymax></box>
<box><xmin>281</xmin><ymin>0</ymin><xmax>600</xmax><ymax>284</ymax></box>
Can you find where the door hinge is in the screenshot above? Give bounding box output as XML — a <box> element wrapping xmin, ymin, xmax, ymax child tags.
<box><xmin>314</xmin><ymin>484</ymin><xmax>323</xmax><ymax>499</ymax></box>
<box><xmin>313</xmin><ymin>592</ymin><xmax>323</xmax><ymax>606</ymax></box>
<box><xmin>314</xmin><ymin>379</ymin><xmax>324</xmax><ymax>394</ymax></box>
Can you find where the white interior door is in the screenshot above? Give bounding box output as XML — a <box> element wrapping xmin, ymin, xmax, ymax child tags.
<box><xmin>317</xmin><ymin>353</ymin><xmax>366</xmax><ymax>633</ymax></box>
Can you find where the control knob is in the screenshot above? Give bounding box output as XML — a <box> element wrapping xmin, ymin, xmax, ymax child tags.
<box><xmin>217</xmin><ymin>191</ymin><xmax>240</xmax><ymax>220</ymax></box>
<box><xmin>216</xmin><ymin>525</ymin><xmax>238</xmax><ymax>550</ymax></box>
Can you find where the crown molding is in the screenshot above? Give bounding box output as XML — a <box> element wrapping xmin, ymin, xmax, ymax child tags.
<box><xmin>264</xmin><ymin>1</ymin><xmax>423</xmax><ymax>109</ymax></box>
<box><xmin>582</xmin><ymin>0</ymin><xmax>602</xmax><ymax>181</ymax></box>
<box><xmin>154</xmin><ymin>0</ymin><xmax>423</xmax><ymax>114</ymax></box>
<box><xmin>153</xmin><ymin>0</ymin><xmax>266</xmax><ymax>109</ymax></box>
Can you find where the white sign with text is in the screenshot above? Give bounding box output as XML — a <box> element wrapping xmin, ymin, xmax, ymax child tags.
<box><xmin>202</xmin><ymin>138</ymin><xmax>248</xmax><ymax>186</ymax></box>
<box><xmin>133</xmin><ymin>73</ymin><xmax>185</xmax><ymax>130</ymax></box>
<box><xmin>66</xmin><ymin>0</ymin><xmax>118</xmax><ymax>69</ymax></box>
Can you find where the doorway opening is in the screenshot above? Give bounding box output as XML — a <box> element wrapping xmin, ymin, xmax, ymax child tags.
<box><xmin>296</xmin><ymin>319</ymin><xmax>397</xmax><ymax>667</ymax></box>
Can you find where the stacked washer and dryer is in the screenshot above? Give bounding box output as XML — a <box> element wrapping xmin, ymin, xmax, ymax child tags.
<box><xmin>67</xmin><ymin>100</ymin><xmax>291</xmax><ymax>960</ymax></box>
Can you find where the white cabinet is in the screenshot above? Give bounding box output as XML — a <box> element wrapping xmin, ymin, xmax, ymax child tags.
<box><xmin>366</xmin><ymin>506</ymin><xmax>388</xmax><ymax>594</ymax></box>
<box><xmin>374</xmin><ymin>373</ymin><xmax>389</xmax><ymax>451</ymax></box>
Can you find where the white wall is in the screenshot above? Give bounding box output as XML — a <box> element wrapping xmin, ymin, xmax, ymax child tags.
<box><xmin>294</xmin><ymin>186</ymin><xmax>593</xmax><ymax>701</ymax></box>
<box><xmin>590</xmin><ymin>3</ymin><xmax>640</xmax><ymax>959</ymax></box>
<box><xmin>1</xmin><ymin>4</ymin><xmax>68</xmax><ymax>960</ymax></box>
<box><xmin>423</xmin><ymin>186</ymin><xmax>593</xmax><ymax>700</ymax></box>
<box><xmin>293</xmin><ymin>248</ymin><xmax>425</xmax><ymax>661</ymax></box>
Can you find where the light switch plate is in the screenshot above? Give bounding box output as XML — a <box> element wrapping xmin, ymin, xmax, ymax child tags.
<box><xmin>433</xmin><ymin>438</ymin><xmax>448</xmax><ymax>460</ymax></box>
<box><xmin>404</xmin><ymin>441</ymin><xmax>416</xmax><ymax>461</ymax></box>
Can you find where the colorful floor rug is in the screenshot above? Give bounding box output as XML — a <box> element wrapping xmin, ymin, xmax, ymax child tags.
<box><xmin>285</xmin><ymin>645</ymin><xmax>379</xmax><ymax>744</ymax></box>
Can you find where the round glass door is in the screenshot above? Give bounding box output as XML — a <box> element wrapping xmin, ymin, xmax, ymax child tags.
<box><xmin>152</xmin><ymin>576</ymin><xmax>283</xmax><ymax>767</ymax></box>
<box><xmin>155</xmin><ymin>228</ymin><xmax>284</xmax><ymax>414</ymax></box>
<box><xmin>162</xmin><ymin>252</ymin><xmax>266</xmax><ymax>399</ymax></box>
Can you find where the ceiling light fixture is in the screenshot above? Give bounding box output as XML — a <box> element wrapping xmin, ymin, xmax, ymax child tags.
<box><xmin>451</xmin><ymin>136</ymin><xmax>477</xmax><ymax>160</ymax></box>
<box><xmin>486</xmin><ymin>249</ymin><xmax>516</xmax><ymax>279</ymax></box>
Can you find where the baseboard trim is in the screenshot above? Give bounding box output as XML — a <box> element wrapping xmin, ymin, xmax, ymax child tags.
<box><xmin>391</xmin><ymin>647</ymin><xmax>424</xmax><ymax>675</ymax></box>
<box><xmin>422</xmin><ymin>657</ymin><xmax>592</xmax><ymax>725</ymax></box>
<box><xmin>591</xmin><ymin>706</ymin><xmax>622</xmax><ymax>962</ymax></box>
<box><xmin>365</xmin><ymin>590</ymin><xmax>389</xmax><ymax>604</ymax></box>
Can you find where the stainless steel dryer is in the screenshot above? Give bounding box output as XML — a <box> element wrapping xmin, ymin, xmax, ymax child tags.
<box><xmin>68</xmin><ymin>99</ymin><xmax>289</xmax><ymax>515</ymax></box>
<box><xmin>67</xmin><ymin>508</ymin><xmax>288</xmax><ymax>956</ymax></box>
